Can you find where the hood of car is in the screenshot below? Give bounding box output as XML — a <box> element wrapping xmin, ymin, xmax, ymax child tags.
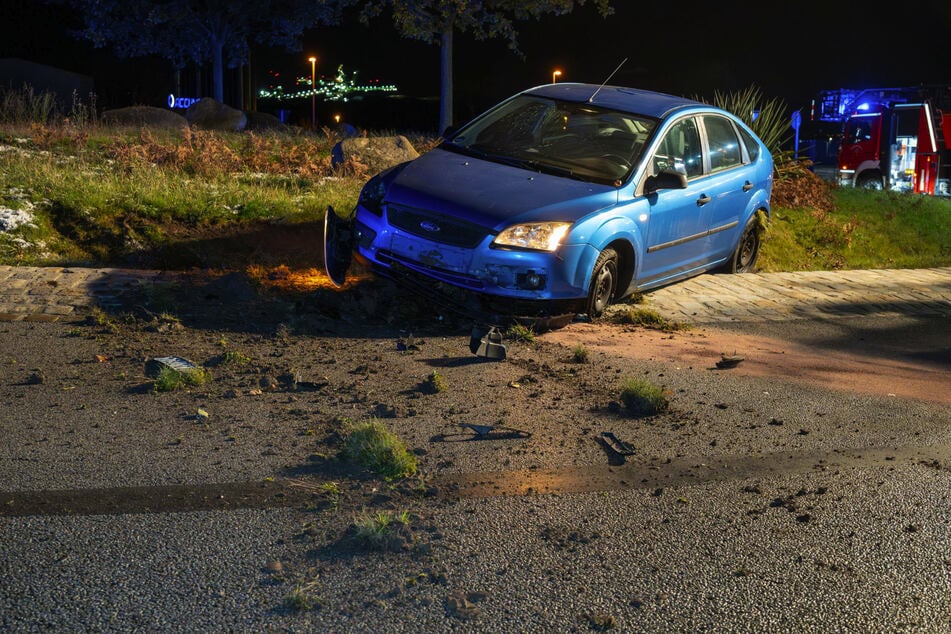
<box><xmin>384</xmin><ymin>148</ymin><xmax>618</xmax><ymax>231</ymax></box>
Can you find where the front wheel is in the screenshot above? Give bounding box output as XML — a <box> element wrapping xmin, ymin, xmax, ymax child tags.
<box><xmin>583</xmin><ymin>247</ymin><xmax>618</xmax><ymax>317</ymax></box>
<box><xmin>728</xmin><ymin>217</ymin><xmax>761</xmax><ymax>274</ymax></box>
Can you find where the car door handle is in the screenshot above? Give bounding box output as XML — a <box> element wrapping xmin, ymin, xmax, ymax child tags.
<box><xmin>696</xmin><ymin>194</ymin><xmax>711</xmax><ymax>206</ymax></box>
<box><xmin>742</xmin><ymin>181</ymin><xmax>753</xmax><ymax>192</ymax></box>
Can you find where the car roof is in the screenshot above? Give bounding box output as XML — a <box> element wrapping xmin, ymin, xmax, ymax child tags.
<box><xmin>522</xmin><ymin>83</ymin><xmax>709</xmax><ymax>120</ymax></box>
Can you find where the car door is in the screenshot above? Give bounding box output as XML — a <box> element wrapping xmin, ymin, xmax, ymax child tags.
<box><xmin>696</xmin><ymin>114</ymin><xmax>753</xmax><ymax>262</ymax></box>
<box><xmin>640</xmin><ymin>116</ymin><xmax>708</xmax><ymax>285</ymax></box>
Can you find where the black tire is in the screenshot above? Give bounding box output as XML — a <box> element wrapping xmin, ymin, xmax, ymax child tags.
<box><xmin>857</xmin><ymin>173</ymin><xmax>883</xmax><ymax>190</ymax></box>
<box><xmin>584</xmin><ymin>247</ymin><xmax>618</xmax><ymax>317</ymax></box>
<box><xmin>729</xmin><ymin>217</ymin><xmax>761</xmax><ymax>274</ymax></box>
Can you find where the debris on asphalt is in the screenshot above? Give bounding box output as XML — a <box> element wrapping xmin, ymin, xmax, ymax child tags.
<box><xmin>145</xmin><ymin>356</ymin><xmax>197</xmax><ymax>378</ymax></box>
<box><xmin>716</xmin><ymin>353</ymin><xmax>745</xmax><ymax>369</ymax></box>
<box><xmin>461</xmin><ymin>423</ymin><xmax>530</xmax><ymax>439</ymax></box>
<box><xmin>396</xmin><ymin>334</ymin><xmax>421</xmax><ymax>352</ymax></box>
<box><xmin>431</xmin><ymin>423</ymin><xmax>531</xmax><ymax>441</ymax></box>
<box><xmin>601</xmin><ymin>431</ymin><xmax>635</xmax><ymax>456</ymax></box>
<box><xmin>469</xmin><ymin>325</ymin><xmax>506</xmax><ymax>360</ymax></box>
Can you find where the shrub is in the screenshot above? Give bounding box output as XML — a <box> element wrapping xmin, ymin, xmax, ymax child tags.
<box><xmin>420</xmin><ymin>370</ymin><xmax>447</xmax><ymax>394</ymax></box>
<box><xmin>618</xmin><ymin>377</ymin><xmax>669</xmax><ymax>416</ymax></box>
<box><xmin>351</xmin><ymin>509</ymin><xmax>412</xmax><ymax>550</ymax></box>
<box><xmin>153</xmin><ymin>366</ymin><xmax>212</xmax><ymax>392</ymax></box>
<box><xmin>708</xmin><ymin>84</ymin><xmax>789</xmax><ymax>157</ymax></box>
<box><xmin>505</xmin><ymin>323</ymin><xmax>536</xmax><ymax>342</ymax></box>
<box><xmin>343</xmin><ymin>419</ymin><xmax>418</xmax><ymax>480</ymax></box>
<box><xmin>608</xmin><ymin>307</ymin><xmax>684</xmax><ymax>331</ymax></box>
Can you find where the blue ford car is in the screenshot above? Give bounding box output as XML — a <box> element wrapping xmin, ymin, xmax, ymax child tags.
<box><xmin>325</xmin><ymin>83</ymin><xmax>773</xmax><ymax>329</ymax></box>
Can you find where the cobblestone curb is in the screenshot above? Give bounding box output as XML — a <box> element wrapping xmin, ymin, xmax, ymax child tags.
<box><xmin>1</xmin><ymin>265</ymin><xmax>950</xmax><ymax>324</ymax></box>
<box><xmin>0</xmin><ymin>266</ymin><xmax>174</xmax><ymax>322</ymax></box>
<box><xmin>642</xmin><ymin>267</ymin><xmax>951</xmax><ymax>323</ymax></box>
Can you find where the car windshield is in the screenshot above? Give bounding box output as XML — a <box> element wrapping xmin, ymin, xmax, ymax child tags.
<box><xmin>443</xmin><ymin>95</ymin><xmax>657</xmax><ymax>186</ymax></box>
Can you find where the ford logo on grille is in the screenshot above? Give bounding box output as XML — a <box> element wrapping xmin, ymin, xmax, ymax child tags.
<box><xmin>419</xmin><ymin>220</ymin><xmax>441</xmax><ymax>233</ymax></box>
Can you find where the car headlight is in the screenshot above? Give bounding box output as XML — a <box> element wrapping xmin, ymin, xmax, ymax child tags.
<box><xmin>357</xmin><ymin>174</ymin><xmax>387</xmax><ymax>216</ymax></box>
<box><xmin>493</xmin><ymin>222</ymin><xmax>571</xmax><ymax>251</ymax></box>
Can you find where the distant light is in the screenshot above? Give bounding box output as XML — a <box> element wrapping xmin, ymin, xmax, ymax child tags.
<box><xmin>857</xmin><ymin>102</ymin><xmax>870</xmax><ymax>111</ymax></box>
<box><xmin>257</xmin><ymin>65</ymin><xmax>398</xmax><ymax>102</ymax></box>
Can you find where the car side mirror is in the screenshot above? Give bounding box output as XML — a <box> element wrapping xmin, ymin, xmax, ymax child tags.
<box><xmin>644</xmin><ymin>169</ymin><xmax>688</xmax><ymax>194</ymax></box>
<box><xmin>441</xmin><ymin>124</ymin><xmax>458</xmax><ymax>139</ymax></box>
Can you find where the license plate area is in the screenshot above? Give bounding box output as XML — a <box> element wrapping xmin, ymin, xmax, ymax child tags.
<box><xmin>390</xmin><ymin>233</ymin><xmax>472</xmax><ymax>273</ymax></box>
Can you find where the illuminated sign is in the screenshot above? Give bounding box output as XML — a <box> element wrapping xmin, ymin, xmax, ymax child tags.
<box><xmin>167</xmin><ymin>94</ymin><xmax>199</xmax><ymax>109</ymax></box>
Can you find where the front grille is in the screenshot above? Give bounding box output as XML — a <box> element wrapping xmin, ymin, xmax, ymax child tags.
<box><xmin>377</xmin><ymin>250</ymin><xmax>485</xmax><ymax>290</ymax></box>
<box><xmin>386</xmin><ymin>204</ymin><xmax>490</xmax><ymax>248</ymax></box>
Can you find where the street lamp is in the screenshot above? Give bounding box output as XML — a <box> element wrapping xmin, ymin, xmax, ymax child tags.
<box><xmin>308</xmin><ymin>56</ymin><xmax>317</xmax><ymax>129</ymax></box>
<box><xmin>552</xmin><ymin>70</ymin><xmax>562</xmax><ymax>84</ymax></box>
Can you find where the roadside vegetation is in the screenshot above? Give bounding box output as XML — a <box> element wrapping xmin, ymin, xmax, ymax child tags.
<box><xmin>342</xmin><ymin>419</ymin><xmax>418</xmax><ymax>481</ymax></box>
<box><xmin>1</xmin><ymin>85</ymin><xmax>948</xmax><ymax>272</ymax></box>
<box><xmin>618</xmin><ymin>376</ymin><xmax>670</xmax><ymax>417</ymax></box>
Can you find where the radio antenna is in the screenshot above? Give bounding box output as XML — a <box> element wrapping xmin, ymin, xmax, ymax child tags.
<box><xmin>588</xmin><ymin>57</ymin><xmax>628</xmax><ymax>103</ymax></box>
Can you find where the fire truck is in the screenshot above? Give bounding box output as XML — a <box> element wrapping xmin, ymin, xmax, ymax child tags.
<box><xmin>810</xmin><ymin>85</ymin><xmax>951</xmax><ymax>195</ymax></box>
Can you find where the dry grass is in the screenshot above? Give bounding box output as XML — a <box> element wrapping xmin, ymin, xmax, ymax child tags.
<box><xmin>104</xmin><ymin>128</ymin><xmax>341</xmax><ymax>179</ymax></box>
<box><xmin>771</xmin><ymin>158</ymin><xmax>837</xmax><ymax>212</ymax></box>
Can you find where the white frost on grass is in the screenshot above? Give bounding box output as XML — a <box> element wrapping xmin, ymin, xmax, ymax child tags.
<box><xmin>0</xmin><ymin>204</ymin><xmax>36</xmax><ymax>233</ymax></box>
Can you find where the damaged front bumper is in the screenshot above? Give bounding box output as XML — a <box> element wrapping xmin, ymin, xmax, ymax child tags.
<box><xmin>351</xmin><ymin>211</ymin><xmax>588</xmax><ymax>327</ymax></box>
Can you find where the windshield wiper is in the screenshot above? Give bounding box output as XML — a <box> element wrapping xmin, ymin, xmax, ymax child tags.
<box><xmin>522</xmin><ymin>160</ymin><xmax>576</xmax><ymax>179</ymax></box>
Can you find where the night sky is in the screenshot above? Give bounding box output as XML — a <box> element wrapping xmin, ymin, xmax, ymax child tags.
<box><xmin>3</xmin><ymin>1</ymin><xmax>950</xmax><ymax>128</ymax></box>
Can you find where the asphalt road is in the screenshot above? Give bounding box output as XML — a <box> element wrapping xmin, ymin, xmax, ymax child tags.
<box><xmin>1</xmin><ymin>266</ymin><xmax>950</xmax><ymax>633</ymax></box>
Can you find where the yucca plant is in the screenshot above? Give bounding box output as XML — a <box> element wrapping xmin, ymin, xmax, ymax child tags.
<box><xmin>709</xmin><ymin>85</ymin><xmax>790</xmax><ymax>159</ymax></box>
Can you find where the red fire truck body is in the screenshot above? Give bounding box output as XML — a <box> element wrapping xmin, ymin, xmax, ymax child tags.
<box><xmin>811</xmin><ymin>85</ymin><xmax>951</xmax><ymax>195</ymax></box>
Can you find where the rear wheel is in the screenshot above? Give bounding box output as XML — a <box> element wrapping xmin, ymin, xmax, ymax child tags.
<box><xmin>584</xmin><ymin>247</ymin><xmax>618</xmax><ymax>317</ymax></box>
<box><xmin>729</xmin><ymin>217</ymin><xmax>761</xmax><ymax>274</ymax></box>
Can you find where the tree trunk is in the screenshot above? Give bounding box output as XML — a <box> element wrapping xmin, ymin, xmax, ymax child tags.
<box><xmin>236</xmin><ymin>65</ymin><xmax>244</xmax><ymax>110</ymax></box>
<box><xmin>439</xmin><ymin>28</ymin><xmax>453</xmax><ymax>136</ymax></box>
<box><xmin>213</xmin><ymin>41</ymin><xmax>225</xmax><ymax>103</ymax></box>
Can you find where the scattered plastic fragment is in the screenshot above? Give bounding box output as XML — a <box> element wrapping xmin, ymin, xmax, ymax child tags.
<box><xmin>601</xmin><ymin>431</ymin><xmax>635</xmax><ymax>456</ymax></box>
<box><xmin>716</xmin><ymin>354</ymin><xmax>744</xmax><ymax>369</ymax></box>
<box><xmin>145</xmin><ymin>356</ymin><xmax>197</xmax><ymax>378</ymax></box>
<box><xmin>431</xmin><ymin>423</ymin><xmax>531</xmax><ymax>442</ymax></box>
<box><xmin>469</xmin><ymin>325</ymin><xmax>506</xmax><ymax>360</ymax></box>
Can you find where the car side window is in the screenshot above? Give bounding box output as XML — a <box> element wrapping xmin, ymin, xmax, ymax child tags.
<box><xmin>704</xmin><ymin>115</ymin><xmax>743</xmax><ymax>171</ymax></box>
<box><xmin>737</xmin><ymin>126</ymin><xmax>760</xmax><ymax>162</ymax></box>
<box><xmin>651</xmin><ymin>118</ymin><xmax>702</xmax><ymax>179</ymax></box>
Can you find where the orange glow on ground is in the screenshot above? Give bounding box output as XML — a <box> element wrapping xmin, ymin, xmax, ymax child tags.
<box><xmin>246</xmin><ymin>264</ymin><xmax>372</xmax><ymax>293</ymax></box>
